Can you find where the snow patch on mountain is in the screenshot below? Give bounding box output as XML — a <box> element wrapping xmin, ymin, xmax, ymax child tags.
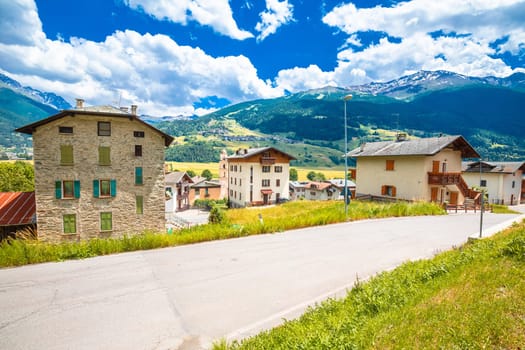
<box><xmin>0</xmin><ymin>73</ymin><xmax>71</xmax><ymax>110</ymax></box>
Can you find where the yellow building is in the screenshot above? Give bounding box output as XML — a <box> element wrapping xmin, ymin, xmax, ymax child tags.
<box><xmin>347</xmin><ymin>134</ymin><xmax>480</xmax><ymax>204</ymax></box>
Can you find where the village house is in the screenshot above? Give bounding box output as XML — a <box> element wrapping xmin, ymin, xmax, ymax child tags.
<box><xmin>165</xmin><ymin>171</ymin><xmax>193</xmax><ymax>213</ymax></box>
<box><xmin>347</xmin><ymin>134</ymin><xmax>480</xmax><ymax>204</ymax></box>
<box><xmin>289</xmin><ymin>181</ymin><xmax>338</xmax><ymax>201</ymax></box>
<box><xmin>462</xmin><ymin>161</ymin><xmax>525</xmax><ymax>205</ymax></box>
<box><xmin>188</xmin><ymin>178</ymin><xmax>222</xmax><ymax>205</ymax></box>
<box><xmin>226</xmin><ymin>147</ymin><xmax>296</xmax><ymax>207</ymax></box>
<box><xmin>15</xmin><ymin>99</ymin><xmax>174</xmax><ymax>242</ymax></box>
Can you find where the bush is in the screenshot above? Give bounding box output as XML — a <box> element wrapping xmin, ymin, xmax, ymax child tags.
<box><xmin>209</xmin><ymin>206</ymin><xmax>226</xmax><ymax>224</ymax></box>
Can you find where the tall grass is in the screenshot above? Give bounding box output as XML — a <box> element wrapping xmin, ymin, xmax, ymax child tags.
<box><xmin>214</xmin><ymin>220</ymin><xmax>525</xmax><ymax>350</ymax></box>
<box><xmin>0</xmin><ymin>201</ymin><xmax>444</xmax><ymax>267</ymax></box>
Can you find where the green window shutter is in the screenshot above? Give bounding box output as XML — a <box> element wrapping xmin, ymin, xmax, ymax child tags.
<box><xmin>136</xmin><ymin>195</ymin><xmax>143</xmax><ymax>214</ymax></box>
<box><xmin>63</xmin><ymin>214</ymin><xmax>76</xmax><ymax>234</ymax></box>
<box><xmin>93</xmin><ymin>180</ymin><xmax>99</xmax><ymax>198</ymax></box>
<box><xmin>110</xmin><ymin>179</ymin><xmax>117</xmax><ymax>197</ymax></box>
<box><xmin>60</xmin><ymin>145</ymin><xmax>73</xmax><ymax>165</ymax></box>
<box><xmin>74</xmin><ymin>180</ymin><xmax>81</xmax><ymax>198</ymax></box>
<box><xmin>99</xmin><ymin>147</ymin><xmax>111</xmax><ymax>165</ymax></box>
<box><xmin>100</xmin><ymin>212</ymin><xmax>112</xmax><ymax>231</ymax></box>
<box><xmin>55</xmin><ymin>180</ymin><xmax>62</xmax><ymax>199</ymax></box>
<box><xmin>135</xmin><ymin>167</ymin><xmax>143</xmax><ymax>185</ymax></box>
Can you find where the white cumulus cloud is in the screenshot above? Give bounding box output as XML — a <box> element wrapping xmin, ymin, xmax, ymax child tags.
<box><xmin>318</xmin><ymin>0</ymin><xmax>525</xmax><ymax>84</ymax></box>
<box><xmin>0</xmin><ymin>0</ymin><xmax>284</xmax><ymax>116</ymax></box>
<box><xmin>255</xmin><ymin>0</ymin><xmax>294</xmax><ymax>42</ymax></box>
<box><xmin>124</xmin><ymin>0</ymin><xmax>254</xmax><ymax>40</ymax></box>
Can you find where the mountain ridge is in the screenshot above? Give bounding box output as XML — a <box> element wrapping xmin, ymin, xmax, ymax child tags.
<box><xmin>1</xmin><ymin>70</ymin><xmax>524</xmax><ymax>165</ymax></box>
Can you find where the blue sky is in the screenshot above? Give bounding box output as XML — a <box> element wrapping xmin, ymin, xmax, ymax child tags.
<box><xmin>1</xmin><ymin>0</ymin><xmax>524</xmax><ymax>116</ymax></box>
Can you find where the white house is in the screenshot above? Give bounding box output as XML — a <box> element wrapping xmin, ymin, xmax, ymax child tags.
<box><xmin>227</xmin><ymin>147</ymin><xmax>296</xmax><ymax>207</ymax></box>
<box><xmin>462</xmin><ymin>161</ymin><xmax>525</xmax><ymax>205</ymax></box>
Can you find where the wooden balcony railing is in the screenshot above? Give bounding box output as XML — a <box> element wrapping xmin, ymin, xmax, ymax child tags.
<box><xmin>260</xmin><ymin>156</ymin><xmax>276</xmax><ymax>165</ymax></box>
<box><xmin>428</xmin><ymin>172</ymin><xmax>480</xmax><ymax>201</ymax></box>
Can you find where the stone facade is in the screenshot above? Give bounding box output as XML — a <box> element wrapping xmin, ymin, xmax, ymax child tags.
<box><xmin>17</xmin><ymin>106</ymin><xmax>173</xmax><ymax>242</ymax></box>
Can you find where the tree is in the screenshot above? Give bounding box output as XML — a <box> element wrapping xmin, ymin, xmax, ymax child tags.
<box><xmin>201</xmin><ymin>169</ymin><xmax>213</xmax><ymax>180</ymax></box>
<box><xmin>306</xmin><ymin>171</ymin><xmax>326</xmax><ymax>181</ymax></box>
<box><xmin>186</xmin><ymin>169</ymin><xmax>196</xmax><ymax>177</ymax></box>
<box><xmin>0</xmin><ymin>161</ymin><xmax>34</xmax><ymax>192</ymax></box>
<box><xmin>289</xmin><ymin>168</ymin><xmax>298</xmax><ymax>181</ymax></box>
<box><xmin>306</xmin><ymin>171</ymin><xmax>316</xmax><ymax>181</ymax></box>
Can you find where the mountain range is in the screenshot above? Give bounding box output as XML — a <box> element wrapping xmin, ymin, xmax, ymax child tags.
<box><xmin>1</xmin><ymin>71</ymin><xmax>524</xmax><ymax>166</ymax></box>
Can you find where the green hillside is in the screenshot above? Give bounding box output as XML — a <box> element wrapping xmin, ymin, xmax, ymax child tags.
<box><xmin>0</xmin><ymin>87</ymin><xmax>57</xmax><ymax>155</ymax></box>
<box><xmin>158</xmin><ymin>85</ymin><xmax>525</xmax><ymax>165</ymax></box>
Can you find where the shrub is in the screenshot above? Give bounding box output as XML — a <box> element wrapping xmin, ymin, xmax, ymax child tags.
<box><xmin>209</xmin><ymin>206</ymin><xmax>226</xmax><ymax>224</ymax></box>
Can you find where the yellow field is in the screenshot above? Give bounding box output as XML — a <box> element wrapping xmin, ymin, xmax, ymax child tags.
<box><xmin>165</xmin><ymin>162</ymin><xmax>220</xmax><ymax>178</ymax></box>
<box><xmin>294</xmin><ymin>167</ymin><xmax>345</xmax><ymax>181</ymax></box>
<box><xmin>165</xmin><ymin>162</ymin><xmax>346</xmax><ymax>181</ymax></box>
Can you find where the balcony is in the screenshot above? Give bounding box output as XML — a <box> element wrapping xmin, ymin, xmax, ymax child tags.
<box><xmin>260</xmin><ymin>156</ymin><xmax>276</xmax><ymax>165</ymax></box>
<box><xmin>428</xmin><ymin>172</ymin><xmax>480</xmax><ymax>201</ymax></box>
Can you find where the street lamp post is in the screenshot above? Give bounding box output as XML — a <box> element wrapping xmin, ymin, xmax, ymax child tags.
<box><xmin>343</xmin><ymin>94</ymin><xmax>353</xmax><ymax>218</ymax></box>
<box><xmin>479</xmin><ymin>158</ymin><xmax>484</xmax><ymax>238</ymax></box>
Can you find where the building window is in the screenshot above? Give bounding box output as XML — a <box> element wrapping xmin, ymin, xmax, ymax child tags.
<box><xmin>100</xmin><ymin>180</ymin><xmax>111</xmax><ymax>197</ymax></box>
<box><xmin>98</xmin><ymin>121</ymin><xmax>111</xmax><ymax>136</ymax></box>
<box><xmin>480</xmin><ymin>179</ymin><xmax>487</xmax><ymax>187</ymax></box>
<box><xmin>276</xmin><ymin>179</ymin><xmax>281</xmax><ymax>187</ymax></box>
<box><xmin>274</xmin><ymin>166</ymin><xmax>283</xmax><ymax>173</ymax></box>
<box><xmin>136</xmin><ymin>195</ymin><xmax>143</xmax><ymax>214</ymax></box>
<box><xmin>63</xmin><ymin>214</ymin><xmax>76</xmax><ymax>234</ymax></box>
<box><xmin>512</xmin><ymin>181</ymin><xmax>515</xmax><ymax>188</ymax></box>
<box><xmin>205</xmin><ymin>188</ymin><xmax>209</xmax><ymax>197</ymax></box>
<box><xmin>135</xmin><ymin>145</ymin><xmax>142</xmax><ymax>157</ymax></box>
<box><xmin>262</xmin><ymin>166</ymin><xmax>271</xmax><ymax>173</ymax></box>
<box><xmin>93</xmin><ymin>179</ymin><xmax>116</xmax><ymax>198</ymax></box>
<box><xmin>99</xmin><ymin>146</ymin><xmax>111</xmax><ymax>165</ymax></box>
<box><xmin>134</xmin><ymin>131</ymin><xmax>145</xmax><ymax>137</ymax></box>
<box><xmin>59</xmin><ymin>126</ymin><xmax>73</xmax><ymax>134</ymax></box>
<box><xmin>381</xmin><ymin>185</ymin><xmax>397</xmax><ymax>197</ymax></box>
<box><xmin>55</xmin><ymin>180</ymin><xmax>80</xmax><ymax>199</ymax></box>
<box><xmin>263</xmin><ymin>151</ymin><xmax>270</xmax><ymax>157</ymax></box>
<box><xmin>262</xmin><ymin>179</ymin><xmax>270</xmax><ymax>187</ymax></box>
<box><xmin>135</xmin><ymin>167</ymin><xmax>143</xmax><ymax>185</ymax></box>
<box><xmin>239</xmin><ymin>179</ymin><xmax>242</xmax><ymax>186</ymax></box>
<box><xmin>100</xmin><ymin>212</ymin><xmax>112</xmax><ymax>231</ymax></box>
<box><xmin>386</xmin><ymin>160</ymin><xmax>395</xmax><ymax>171</ymax></box>
<box><xmin>60</xmin><ymin>145</ymin><xmax>74</xmax><ymax>165</ymax></box>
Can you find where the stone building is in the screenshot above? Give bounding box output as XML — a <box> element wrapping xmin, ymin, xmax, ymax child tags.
<box><xmin>226</xmin><ymin>147</ymin><xmax>296</xmax><ymax>208</ymax></box>
<box><xmin>16</xmin><ymin>99</ymin><xmax>174</xmax><ymax>242</ymax></box>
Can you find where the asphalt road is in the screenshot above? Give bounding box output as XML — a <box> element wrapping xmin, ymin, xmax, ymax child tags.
<box><xmin>1</xmin><ymin>209</ymin><xmax>524</xmax><ymax>350</ymax></box>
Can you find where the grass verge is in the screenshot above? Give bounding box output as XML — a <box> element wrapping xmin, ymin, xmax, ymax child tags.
<box><xmin>214</xmin><ymin>220</ymin><xmax>525</xmax><ymax>349</ymax></box>
<box><xmin>0</xmin><ymin>201</ymin><xmax>444</xmax><ymax>268</ymax></box>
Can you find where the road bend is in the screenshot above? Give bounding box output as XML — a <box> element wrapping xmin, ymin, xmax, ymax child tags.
<box><xmin>1</xmin><ymin>209</ymin><xmax>523</xmax><ymax>350</ymax></box>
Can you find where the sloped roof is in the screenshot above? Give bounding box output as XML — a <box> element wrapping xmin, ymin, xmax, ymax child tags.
<box><xmin>463</xmin><ymin>161</ymin><xmax>525</xmax><ymax>174</ymax></box>
<box><xmin>165</xmin><ymin>172</ymin><xmax>194</xmax><ymax>184</ymax></box>
<box><xmin>15</xmin><ymin>107</ymin><xmax>174</xmax><ymax>147</ymax></box>
<box><xmin>190</xmin><ymin>180</ymin><xmax>221</xmax><ymax>189</ymax></box>
<box><xmin>0</xmin><ymin>192</ymin><xmax>36</xmax><ymax>226</ymax></box>
<box><xmin>347</xmin><ymin>135</ymin><xmax>479</xmax><ymax>158</ymax></box>
<box><xmin>227</xmin><ymin>147</ymin><xmax>296</xmax><ymax>160</ymax></box>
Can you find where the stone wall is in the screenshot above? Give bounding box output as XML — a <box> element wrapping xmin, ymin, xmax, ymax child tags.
<box><xmin>33</xmin><ymin>114</ymin><xmax>167</xmax><ymax>242</ymax></box>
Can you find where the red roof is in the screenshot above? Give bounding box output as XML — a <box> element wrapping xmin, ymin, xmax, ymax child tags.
<box><xmin>0</xmin><ymin>192</ymin><xmax>36</xmax><ymax>226</ymax></box>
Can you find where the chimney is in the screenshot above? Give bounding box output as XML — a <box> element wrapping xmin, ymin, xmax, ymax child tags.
<box><xmin>131</xmin><ymin>105</ymin><xmax>138</xmax><ymax>115</ymax></box>
<box><xmin>396</xmin><ymin>132</ymin><xmax>407</xmax><ymax>142</ymax></box>
<box><xmin>75</xmin><ymin>98</ymin><xmax>84</xmax><ymax>109</ymax></box>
